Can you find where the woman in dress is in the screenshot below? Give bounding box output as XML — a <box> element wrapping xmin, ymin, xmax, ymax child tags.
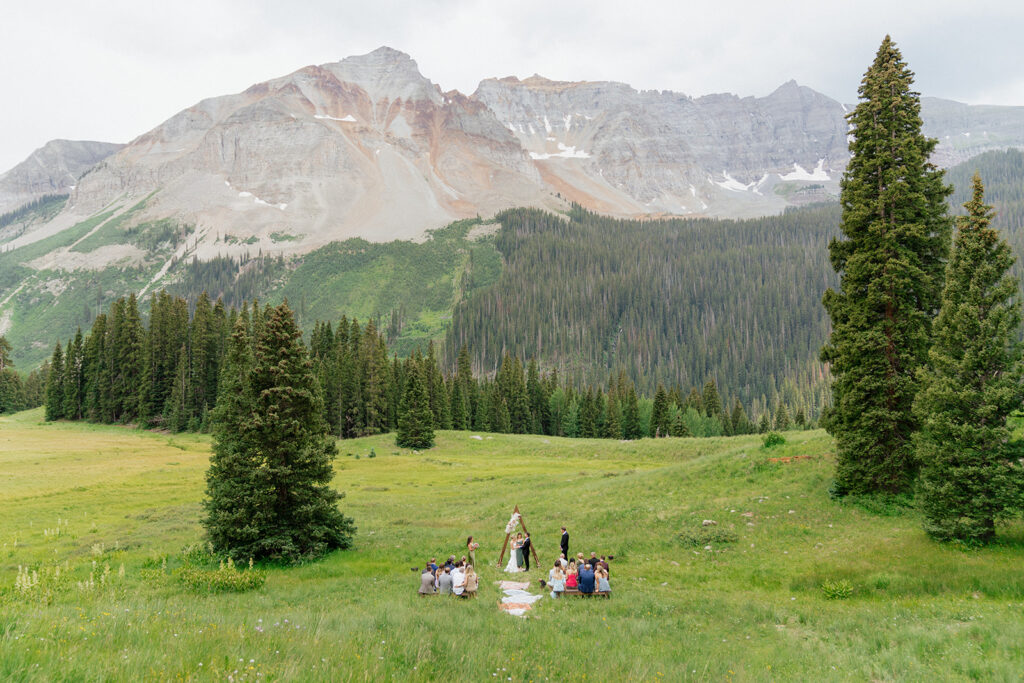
<box><xmin>549</xmin><ymin>560</ymin><xmax>565</xmax><ymax>598</ymax></box>
<box><xmin>514</xmin><ymin>533</ymin><xmax>524</xmax><ymax>569</ymax></box>
<box><xmin>565</xmin><ymin>560</ymin><xmax>578</xmax><ymax>589</ymax></box>
<box><xmin>504</xmin><ymin>537</ymin><xmax>522</xmax><ymax>572</ymax></box>
<box><xmin>467</xmin><ymin>536</ymin><xmax>479</xmax><ymax>568</ymax></box>
<box><xmin>596</xmin><ymin>565</ymin><xmax>611</xmax><ymax>593</ymax></box>
<box><xmin>464</xmin><ymin>565</ymin><xmax>478</xmax><ymax>597</ymax></box>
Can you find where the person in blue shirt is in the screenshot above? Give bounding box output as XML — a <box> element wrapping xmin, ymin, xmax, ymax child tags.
<box><xmin>578</xmin><ymin>562</ymin><xmax>596</xmax><ymax>594</ymax></box>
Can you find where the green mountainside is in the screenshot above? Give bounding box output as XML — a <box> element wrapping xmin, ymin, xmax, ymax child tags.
<box><xmin>2</xmin><ymin>150</ymin><xmax>1023</xmax><ymax>413</ymax></box>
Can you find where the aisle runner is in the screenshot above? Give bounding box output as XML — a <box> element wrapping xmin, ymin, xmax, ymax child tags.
<box><xmin>498</xmin><ymin>580</ymin><xmax>543</xmax><ymax>617</ymax></box>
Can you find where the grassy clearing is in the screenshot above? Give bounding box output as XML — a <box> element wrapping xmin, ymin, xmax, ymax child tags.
<box><xmin>2</xmin><ymin>409</ymin><xmax>1024</xmax><ymax>681</ymax></box>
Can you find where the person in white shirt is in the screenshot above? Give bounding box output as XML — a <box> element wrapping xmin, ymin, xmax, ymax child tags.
<box><xmin>452</xmin><ymin>563</ymin><xmax>466</xmax><ymax>597</ymax></box>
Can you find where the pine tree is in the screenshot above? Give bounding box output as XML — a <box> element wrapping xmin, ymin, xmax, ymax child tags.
<box><xmin>757</xmin><ymin>412</ymin><xmax>770</xmax><ymax>434</ymax></box>
<box><xmin>526</xmin><ymin>359</ymin><xmax>550</xmax><ymax>434</ymax></box>
<box><xmin>0</xmin><ymin>336</ymin><xmax>11</xmax><ymax>372</ymax></box>
<box><xmin>914</xmin><ymin>175</ymin><xmax>1024</xmax><ymax>543</ymax></box>
<box><xmin>821</xmin><ymin>36</ymin><xmax>953</xmax><ymax>495</ymax></box>
<box><xmin>650</xmin><ymin>384</ymin><xmax>670</xmax><ymax>437</ymax></box>
<box><xmin>167</xmin><ymin>344</ymin><xmax>191</xmax><ymax>432</ymax></box>
<box><xmin>397</xmin><ymin>353</ymin><xmax>435</xmax><ymax>449</ymax></box>
<box><xmin>45</xmin><ymin>342</ymin><xmax>64</xmax><ymax>421</ymax></box>
<box><xmin>730</xmin><ymin>398</ymin><xmax>750</xmax><ymax>435</ymax></box>
<box><xmin>203</xmin><ymin>304</ymin><xmax>355</xmax><ymax>562</ymax></box>
<box><xmin>622</xmin><ymin>385</ymin><xmax>642</xmax><ymax>439</ymax></box>
<box><xmin>774</xmin><ymin>402</ymin><xmax>791</xmax><ymax>431</ymax></box>
<box><xmin>62</xmin><ymin>330</ymin><xmax>84</xmax><ymax>420</ymax></box>
<box><xmin>702</xmin><ymin>380</ymin><xmax>722</xmax><ymax>418</ymax></box>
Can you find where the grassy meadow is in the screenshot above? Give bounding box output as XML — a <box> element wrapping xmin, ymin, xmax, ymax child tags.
<box><xmin>2</xmin><ymin>408</ymin><xmax>1024</xmax><ymax>681</ymax></box>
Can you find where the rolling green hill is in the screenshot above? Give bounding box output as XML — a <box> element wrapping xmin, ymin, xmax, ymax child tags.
<box><xmin>2</xmin><ymin>408</ymin><xmax>1024</xmax><ymax>680</ymax></box>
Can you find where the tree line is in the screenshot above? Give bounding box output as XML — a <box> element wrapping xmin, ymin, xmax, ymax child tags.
<box><xmin>37</xmin><ymin>288</ymin><xmax>808</xmax><ymax>442</ymax></box>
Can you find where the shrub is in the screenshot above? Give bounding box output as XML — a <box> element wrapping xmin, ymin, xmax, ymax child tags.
<box><xmin>821</xmin><ymin>578</ymin><xmax>853</xmax><ymax>600</ymax></box>
<box><xmin>679</xmin><ymin>528</ymin><xmax>739</xmax><ymax>547</ymax></box>
<box><xmin>762</xmin><ymin>432</ymin><xmax>786</xmax><ymax>448</ymax></box>
<box><xmin>176</xmin><ymin>557</ymin><xmax>266</xmax><ymax>593</ymax></box>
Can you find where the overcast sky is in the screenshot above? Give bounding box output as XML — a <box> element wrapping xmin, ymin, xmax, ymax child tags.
<box><xmin>1</xmin><ymin>0</ymin><xmax>1022</xmax><ymax>171</ymax></box>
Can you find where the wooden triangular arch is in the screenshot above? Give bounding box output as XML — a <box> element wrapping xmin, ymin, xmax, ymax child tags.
<box><xmin>496</xmin><ymin>504</ymin><xmax>540</xmax><ymax>568</ymax></box>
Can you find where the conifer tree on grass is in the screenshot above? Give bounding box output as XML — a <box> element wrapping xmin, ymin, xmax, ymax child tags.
<box><xmin>203</xmin><ymin>304</ymin><xmax>354</xmax><ymax>562</ymax></box>
<box><xmin>397</xmin><ymin>353</ymin><xmax>435</xmax><ymax>449</ymax></box>
<box><xmin>45</xmin><ymin>342</ymin><xmax>64</xmax><ymax>421</ymax></box>
<box><xmin>822</xmin><ymin>36</ymin><xmax>953</xmax><ymax>496</ymax></box>
<box><xmin>914</xmin><ymin>175</ymin><xmax>1024</xmax><ymax>543</ymax></box>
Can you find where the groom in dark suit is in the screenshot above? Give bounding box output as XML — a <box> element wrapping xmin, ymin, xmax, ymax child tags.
<box><xmin>560</xmin><ymin>526</ymin><xmax>569</xmax><ymax>563</ymax></box>
<box><xmin>521</xmin><ymin>532</ymin><xmax>532</xmax><ymax>570</ymax></box>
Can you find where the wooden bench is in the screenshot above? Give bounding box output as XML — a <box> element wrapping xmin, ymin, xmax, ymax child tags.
<box><xmin>561</xmin><ymin>587</ymin><xmax>610</xmax><ymax>598</ymax></box>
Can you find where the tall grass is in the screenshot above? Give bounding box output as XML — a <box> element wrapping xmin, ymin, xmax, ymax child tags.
<box><xmin>1</xmin><ymin>408</ymin><xmax>1023</xmax><ymax>680</ymax></box>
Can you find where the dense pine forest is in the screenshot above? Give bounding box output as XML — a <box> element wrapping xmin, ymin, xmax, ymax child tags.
<box><xmin>25</xmin><ymin>291</ymin><xmax>791</xmax><ymax>441</ymax></box>
<box><xmin>446</xmin><ymin>204</ymin><xmax>841</xmax><ymax>419</ymax></box>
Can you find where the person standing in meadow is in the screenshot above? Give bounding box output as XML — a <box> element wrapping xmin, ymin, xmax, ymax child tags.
<box><xmin>467</xmin><ymin>536</ymin><xmax>479</xmax><ymax>568</ymax></box>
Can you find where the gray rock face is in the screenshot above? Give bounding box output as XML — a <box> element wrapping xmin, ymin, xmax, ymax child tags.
<box><xmin>0</xmin><ymin>140</ymin><xmax>123</xmax><ymax>213</ymax></box>
<box><xmin>473</xmin><ymin>76</ymin><xmax>848</xmax><ymax>217</ymax></box>
<box><xmin>922</xmin><ymin>97</ymin><xmax>1024</xmax><ymax>167</ymax></box>
<box><xmin>11</xmin><ymin>46</ymin><xmax>1024</xmax><ymax>267</ymax></box>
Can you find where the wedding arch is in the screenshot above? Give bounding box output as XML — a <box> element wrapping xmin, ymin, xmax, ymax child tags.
<box><xmin>496</xmin><ymin>505</ymin><xmax>540</xmax><ymax>568</ymax></box>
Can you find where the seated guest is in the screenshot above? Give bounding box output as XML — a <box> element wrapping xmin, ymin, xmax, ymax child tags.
<box><xmin>599</xmin><ymin>556</ymin><xmax>609</xmax><ymax>575</ymax></box>
<box><xmin>576</xmin><ymin>552</ymin><xmax>586</xmax><ymax>566</ymax></box>
<box><xmin>464</xmin><ymin>565</ymin><xmax>478</xmax><ymax>597</ymax></box>
<box><xmin>559</xmin><ymin>553</ymin><xmax>569</xmax><ymax>569</ymax></box>
<box><xmin>549</xmin><ymin>561</ymin><xmax>565</xmax><ymax>598</ymax></box>
<box><xmin>565</xmin><ymin>561</ymin><xmax>578</xmax><ymax>589</ymax></box>
<box><xmin>429</xmin><ymin>557</ymin><xmax>438</xmax><ymax>573</ymax></box>
<box><xmin>419</xmin><ymin>567</ymin><xmax>436</xmax><ymax>595</ymax></box>
<box><xmin>445</xmin><ymin>556</ymin><xmax>456</xmax><ymax>571</ymax></box>
<box><xmin>596</xmin><ymin>565</ymin><xmax>611</xmax><ymax>593</ymax></box>
<box><xmin>452</xmin><ymin>563</ymin><xmax>466</xmax><ymax>597</ymax></box>
<box><xmin>578</xmin><ymin>562</ymin><xmax>596</xmax><ymax>594</ymax></box>
<box><xmin>589</xmin><ymin>552</ymin><xmax>600</xmax><ymax>569</ymax></box>
<box><xmin>438</xmin><ymin>566</ymin><xmax>454</xmax><ymax>595</ymax></box>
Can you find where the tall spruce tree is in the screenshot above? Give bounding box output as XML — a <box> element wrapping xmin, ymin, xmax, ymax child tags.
<box><xmin>650</xmin><ymin>384</ymin><xmax>670</xmax><ymax>437</ymax></box>
<box><xmin>397</xmin><ymin>353</ymin><xmax>435</xmax><ymax>449</ymax></box>
<box><xmin>44</xmin><ymin>342</ymin><xmax>64</xmax><ymax>421</ymax></box>
<box><xmin>914</xmin><ymin>175</ymin><xmax>1024</xmax><ymax>543</ymax></box>
<box><xmin>203</xmin><ymin>304</ymin><xmax>355</xmax><ymax>562</ymax></box>
<box><xmin>821</xmin><ymin>36</ymin><xmax>953</xmax><ymax>495</ymax></box>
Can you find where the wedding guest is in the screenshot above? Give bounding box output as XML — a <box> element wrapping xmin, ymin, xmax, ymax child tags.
<box><xmin>596</xmin><ymin>564</ymin><xmax>611</xmax><ymax>593</ymax></box>
<box><xmin>467</xmin><ymin>536</ymin><xmax>479</xmax><ymax>568</ymax></box>
<box><xmin>565</xmin><ymin>561</ymin><xmax>578</xmax><ymax>589</ymax></box>
<box><xmin>559</xmin><ymin>553</ymin><xmax>569</xmax><ymax>569</ymax></box>
<box><xmin>445</xmin><ymin>556</ymin><xmax>456</xmax><ymax>571</ymax></box>
<box><xmin>578</xmin><ymin>562</ymin><xmax>596</xmax><ymax>595</ymax></box>
<box><xmin>464</xmin><ymin>565</ymin><xmax>478</xmax><ymax>597</ymax></box>
<box><xmin>599</xmin><ymin>556</ymin><xmax>609</xmax><ymax>575</ymax></box>
<box><xmin>439</xmin><ymin>566</ymin><xmax>454</xmax><ymax>595</ymax></box>
<box><xmin>452</xmin><ymin>563</ymin><xmax>466</xmax><ymax>597</ymax></box>
<box><xmin>576</xmin><ymin>552</ymin><xmax>586</xmax><ymax>567</ymax></box>
<box><xmin>419</xmin><ymin>567</ymin><xmax>436</xmax><ymax>595</ymax></box>
<box><xmin>549</xmin><ymin>561</ymin><xmax>565</xmax><ymax>598</ymax></box>
<box><xmin>589</xmin><ymin>551</ymin><xmax>600</xmax><ymax>569</ymax></box>
<box><xmin>429</xmin><ymin>557</ymin><xmax>438</xmax><ymax>573</ymax></box>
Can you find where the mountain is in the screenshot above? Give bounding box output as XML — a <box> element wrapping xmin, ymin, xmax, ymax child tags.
<box><xmin>4</xmin><ymin>47</ymin><xmax>1024</xmax><ymax>266</ymax></box>
<box><xmin>473</xmin><ymin>77</ymin><xmax>847</xmax><ymax>217</ymax></box>
<box><xmin>3</xmin><ymin>47</ymin><xmax>1024</xmax><ymax>381</ymax></box>
<box><xmin>0</xmin><ymin>139</ymin><xmax>123</xmax><ymax>213</ymax></box>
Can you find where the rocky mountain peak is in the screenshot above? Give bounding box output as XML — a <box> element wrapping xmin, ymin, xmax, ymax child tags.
<box><xmin>0</xmin><ymin>139</ymin><xmax>124</xmax><ymax>213</ymax></box>
<box><xmin>321</xmin><ymin>46</ymin><xmax>441</xmax><ymax>105</ymax></box>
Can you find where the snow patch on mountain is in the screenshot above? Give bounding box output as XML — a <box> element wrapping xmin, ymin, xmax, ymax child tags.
<box><xmin>779</xmin><ymin>159</ymin><xmax>829</xmax><ymax>182</ymax></box>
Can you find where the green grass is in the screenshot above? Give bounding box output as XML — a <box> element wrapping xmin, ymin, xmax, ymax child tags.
<box><xmin>271</xmin><ymin>218</ymin><xmax>501</xmax><ymax>350</ymax></box>
<box><xmin>2</xmin><ymin>409</ymin><xmax>1023</xmax><ymax>680</ymax></box>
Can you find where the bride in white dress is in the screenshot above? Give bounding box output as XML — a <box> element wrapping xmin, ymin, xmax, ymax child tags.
<box><xmin>504</xmin><ymin>538</ymin><xmax>523</xmax><ymax>573</ymax></box>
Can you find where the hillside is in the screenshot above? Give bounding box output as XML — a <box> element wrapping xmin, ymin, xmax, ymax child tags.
<box><xmin>2</xmin><ymin>409</ymin><xmax>1023</xmax><ymax>680</ymax></box>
